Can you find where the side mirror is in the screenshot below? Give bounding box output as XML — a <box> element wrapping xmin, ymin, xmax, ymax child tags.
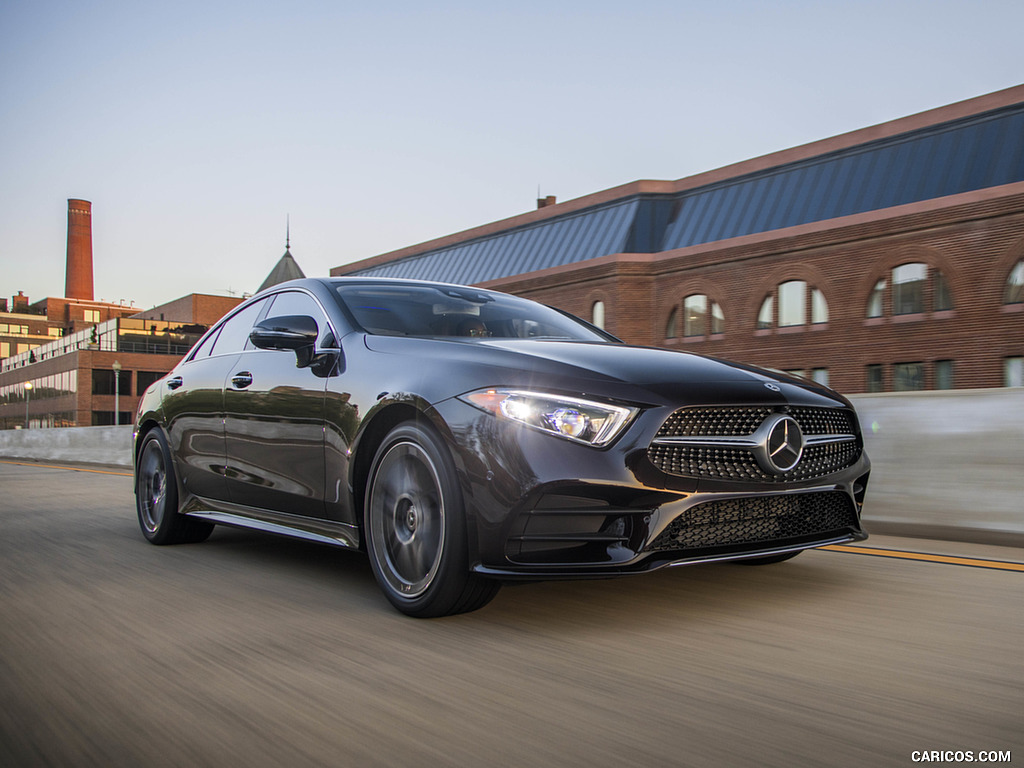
<box><xmin>250</xmin><ymin>315</ymin><xmax>319</xmax><ymax>351</ymax></box>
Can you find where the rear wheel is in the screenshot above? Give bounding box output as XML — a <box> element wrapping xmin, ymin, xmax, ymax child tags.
<box><xmin>136</xmin><ymin>429</ymin><xmax>214</xmax><ymax>545</ymax></box>
<box><xmin>364</xmin><ymin>422</ymin><xmax>499</xmax><ymax>617</ymax></box>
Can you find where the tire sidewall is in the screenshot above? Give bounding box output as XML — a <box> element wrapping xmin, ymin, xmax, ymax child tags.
<box><xmin>364</xmin><ymin>421</ymin><xmax>471</xmax><ymax>617</ymax></box>
<box><xmin>136</xmin><ymin>428</ymin><xmax>180</xmax><ymax>545</ymax></box>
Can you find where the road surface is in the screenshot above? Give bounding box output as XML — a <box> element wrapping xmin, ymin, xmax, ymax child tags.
<box><xmin>1</xmin><ymin>460</ymin><xmax>1020</xmax><ymax>767</ymax></box>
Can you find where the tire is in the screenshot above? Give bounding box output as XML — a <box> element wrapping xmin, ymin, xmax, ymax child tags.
<box><xmin>364</xmin><ymin>422</ymin><xmax>499</xmax><ymax>617</ymax></box>
<box><xmin>136</xmin><ymin>429</ymin><xmax>214</xmax><ymax>545</ymax></box>
<box><xmin>736</xmin><ymin>550</ymin><xmax>802</xmax><ymax>565</ymax></box>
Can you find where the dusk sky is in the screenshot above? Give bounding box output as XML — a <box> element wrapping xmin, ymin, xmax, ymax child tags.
<box><xmin>2</xmin><ymin>0</ymin><xmax>1022</xmax><ymax>310</ymax></box>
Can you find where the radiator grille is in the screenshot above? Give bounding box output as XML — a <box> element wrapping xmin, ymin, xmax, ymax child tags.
<box><xmin>649</xmin><ymin>405</ymin><xmax>861</xmax><ymax>482</ymax></box>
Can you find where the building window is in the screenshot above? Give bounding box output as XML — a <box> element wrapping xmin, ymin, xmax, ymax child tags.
<box><xmin>811</xmin><ymin>288</ymin><xmax>829</xmax><ymax>324</ymax></box>
<box><xmin>92</xmin><ymin>369</ymin><xmax>132</xmax><ymax>396</ymax></box>
<box><xmin>935</xmin><ymin>360</ymin><xmax>954</xmax><ymax>390</ymax></box>
<box><xmin>867</xmin><ymin>279</ymin><xmax>886</xmax><ymax>318</ymax></box>
<box><xmin>1006</xmin><ymin>357</ymin><xmax>1023</xmax><ymax>387</ymax></box>
<box><xmin>679</xmin><ymin>295</ymin><xmax>724</xmax><ymax>338</ymax></box>
<box><xmin>866</xmin><ymin>365</ymin><xmax>884</xmax><ymax>393</ymax></box>
<box><xmin>684</xmin><ymin>295</ymin><xmax>706</xmax><ymax>337</ymax></box>
<box><xmin>758</xmin><ymin>281</ymin><xmax>826</xmax><ymax>329</ymax></box>
<box><xmin>778</xmin><ymin>281</ymin><xmax>806</xmax><ymax>327</ymax></box>
<box><xmin>892</xmin><ymin>263</ymin><xmax>927</xmax><ymax>315</ymax></box>
<box><xmin>137</xmin><ymin>371</ymin><xmax>167</xmax><ymax>394</ymax></box>
<box><xmin>84</xmin><ymin>309</ymin><xmax>100</xmax><ymax>323</ymax></box>
<box><xmin>592</xmin><ymin>301</ymin><xmax>606</xmax><ymax>330</ymax></box>
<box><xmin>1006</xmin><ymin>261</ymin><xmax>1024</xmax><ymax>304</ymax></box>
<box><xmin>811</xmin><ymin>368</ymin><xmax>830</xmax><ymax>386</ymax></box>
<box><xmin>893</xmin><ymin>362</ymin><xmax>925</xmax><ymax>391</ymax></box>
<box><xmin>757</xmin><ymin>295</ymin><xmax>774</xmax><ymax>330</ymax></box>
<box><xmin>868</xmin><ymin>263</ymin><xmax>953</xmax><ymax>317</ymax></box>
<box><xmin>934</xmin><ymin>272</ymin><xmax>953</xmax><ymax>312</ymax></box>
<box><xmin>665</xmin><ymin>308</ymin><xmax>678</xmax><ymax>339</ymax></box>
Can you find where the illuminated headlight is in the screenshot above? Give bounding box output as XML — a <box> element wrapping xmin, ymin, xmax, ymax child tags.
<box><xmin>460</xmin><ymin>389</ymin><xmax>638</xmax><ymax>447</ymax></box>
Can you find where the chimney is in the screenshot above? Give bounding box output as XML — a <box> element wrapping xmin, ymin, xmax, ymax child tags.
<box><xmin>536</xmin><ymin>195</ymin><xmax>557</xmax><ymax>209</ymax></box>
<box><xmin>65</xmin><ymin>199</ymin><xmax>94</xmax><ymax>301</ymax></box>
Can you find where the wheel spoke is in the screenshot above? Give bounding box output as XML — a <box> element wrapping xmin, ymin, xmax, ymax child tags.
<box><xmin>369</xmin><ymin>439</ymin><xmax>447</xmax><ymax>599</ymax></box>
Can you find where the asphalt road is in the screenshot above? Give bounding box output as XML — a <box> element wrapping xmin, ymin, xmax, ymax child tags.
<box><xmin>1</xmin><ymin>460</ymin><xmax>1020</xmax><ymax>768</ymax></box>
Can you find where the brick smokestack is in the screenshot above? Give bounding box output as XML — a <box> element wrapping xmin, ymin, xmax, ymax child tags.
<box><xmin>65</xmin><ymin>198</ymin><xmax>94</xmax><ymax>300</ymax></box>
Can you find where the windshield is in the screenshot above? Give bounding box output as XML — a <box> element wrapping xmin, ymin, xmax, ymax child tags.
<box><xmin>334</xmin><ymin>283</ymin><xmax>613</xmax><ymax>342</ymax></box>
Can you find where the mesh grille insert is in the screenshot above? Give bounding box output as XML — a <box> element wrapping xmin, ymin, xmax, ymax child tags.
<box><xmin>647</xmin><ymin>491</ymin><xmax>856</xmax><ymax>552</ymax></box>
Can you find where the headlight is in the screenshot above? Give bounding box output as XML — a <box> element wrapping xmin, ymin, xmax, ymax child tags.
<box><xmin>459</xmin><ymin>389</ymin><xmax>638</xmax><ymax>447</ymax></box>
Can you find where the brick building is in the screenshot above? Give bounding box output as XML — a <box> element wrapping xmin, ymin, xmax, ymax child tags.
<box><xmin>333</xmin><ymin>85</ymin><xmax>1024</xmax><ymax>393</ymax></box>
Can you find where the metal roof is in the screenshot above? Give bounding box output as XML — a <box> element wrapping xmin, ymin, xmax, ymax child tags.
<box><xmin>348</xmin><ymin>101</ymin><xmax>1024</xmax><ymax>284</ymax></box>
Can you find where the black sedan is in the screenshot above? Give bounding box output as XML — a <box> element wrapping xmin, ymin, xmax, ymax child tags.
<box><xmin>134</xmin><ymin>277</ymin><xmax>869</xmax><ymax>617</ymax></box>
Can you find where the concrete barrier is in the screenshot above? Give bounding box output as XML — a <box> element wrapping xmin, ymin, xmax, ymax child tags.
<box><xmin>850</xmin><ymin>389</ymin><xmax>1023</xmax><ymax>546</ymax></box>
<box><xmin>0</xmin><ymin>390</ymin><xmax>1021</xmax><ymax>545</ymax></box>
<box><xmin>0</xmin><ymin>424</ymin><xmax>134</xmax><ymax>467</ymax></box>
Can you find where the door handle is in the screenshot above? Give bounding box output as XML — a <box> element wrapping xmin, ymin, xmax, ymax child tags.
<box><xmin>231</xmin><ymin>372</ymin><xmax>253</xmax><ymax>389</ymax></box>
<box><xmin>166</xmin><ymin>376</ymin><xmax>183</xmax><ymax>390</ymax></box>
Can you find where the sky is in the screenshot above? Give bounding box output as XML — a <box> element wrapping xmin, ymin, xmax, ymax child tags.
<box><xmin>1</xmin><ymin>0</ymin><xmax>1022</xmax><ymax>311</ymax></box>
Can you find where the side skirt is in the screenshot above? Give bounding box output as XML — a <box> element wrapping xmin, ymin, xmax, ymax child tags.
<box><xmin>181</xmin><ymin>496</ymin><xmax>361</xmax><ymax>550</ymax></box>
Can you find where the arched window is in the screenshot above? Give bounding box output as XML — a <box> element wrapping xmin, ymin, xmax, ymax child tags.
<box><xmin>757</xmin><ymin>295</ymin><xmax>774</xmax><ymax>330</ymax></box>
<box><xmin>867</xmin><ymin>263</ymin><xmax>954</xmax><ymax>317</ymax></box>
<box><xmin>757</xmin><ymin>282</ymin><xmax>827</xmax><ymax>328</ymax></box>
<box><xmin>892</xmin><ymin>263</ymin><xmax>927</xmax><ymax>315</ymax></box>
<box><xmin>666</xmin><ymin>307</ymin><xmax>678</xmax><ymax>339</ymax></box>
<box><xmin>778</xmin><ymin>281</ymin><xmax>806</xmax><ymax>326</ymax></box>
<box><xmin>711</xmin><ymin>301</ymin><xmax>725</xmax><ymax>335</ymax></box>
<box><xmin>682</xmin><ymin>294</ymin><xmax>724</xmax><ymax>338</ymax></box>
<box><xmin>591</xmin><ymin>301</ymin><xmax>605</xmax><ymax>330</ymax></box>
<box><xmin>811</xmin><ymin>288</ymin><xmax>829</xmax><ymax>324</ymax></box>
<box><xmin>684</xmin><ymin>295</ymin><xmax>706</xmax><ymax>337</ymax></box>
<box><xmin>867</xmin><ymin>279</ymin><xmax>886</xmax><ymax>318</ymax></box>
<box><xmin>1006</xmin><ymin>260</ymin><xmax>1024</xmax><ymax>304</ymax></box>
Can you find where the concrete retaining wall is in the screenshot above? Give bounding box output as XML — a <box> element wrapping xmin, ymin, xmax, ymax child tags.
<box><xmin>1</xmin><ymin>390</ymin><xmax>1021</xmax><ymax>545</ymax></box>
<box><xmin>850</xmin><ymin>389</ymin><xmax>1023</xmax><ymax>545</ymax></box>
<box><xmin>0</xmin><ymin>424</ymin><xmax>134</xmax><ymax>467</ymax></box>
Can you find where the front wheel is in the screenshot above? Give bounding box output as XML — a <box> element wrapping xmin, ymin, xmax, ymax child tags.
<box><xmin>136</xmin><ymin>428</ymin><xmax>214</xmax><ymax>545</ymax></box>
<box><xmin>364</xmin><ymin>422</ymin><xmax>499</xmax><ymax>617</ymax></box>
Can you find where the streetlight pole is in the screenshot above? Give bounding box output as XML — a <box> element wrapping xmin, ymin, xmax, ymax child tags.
<box><xmin>112</xmin><ymin>361</ymin><xmax>122</xmax><ymax>426</ymax></box>
<box><xmin>24</xmin><ymin>382</ymin><xmax>33</xmax><ymax>429</ymax></box>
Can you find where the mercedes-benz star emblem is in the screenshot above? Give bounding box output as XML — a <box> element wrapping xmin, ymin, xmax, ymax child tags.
<box><xmin>754</xmin><ymin>414</ymin><xmax>804</xmax><ymax>474</ymax></box>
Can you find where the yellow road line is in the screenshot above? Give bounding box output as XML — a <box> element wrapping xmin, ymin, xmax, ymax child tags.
<box><xmin>0</xmin><ymin>459</ymin><xmax>132</xmax><ymax>477</ymax></box>
<box><xmin>821</xmin><ymin>544</ymin><xmax>1024</xmax><ymax>572</ymax></box>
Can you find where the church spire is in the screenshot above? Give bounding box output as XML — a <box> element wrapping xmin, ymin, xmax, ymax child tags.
<box><xmin>285</xmin><ymin>215</ymin><xmax>291</xmax><ymax>253</ymax></box>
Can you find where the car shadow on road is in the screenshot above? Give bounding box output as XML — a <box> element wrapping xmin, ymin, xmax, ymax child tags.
<box><xmin>194</xmin><ymin>525</ymin><xmax>856</xmax><ymax>629</ymax></box>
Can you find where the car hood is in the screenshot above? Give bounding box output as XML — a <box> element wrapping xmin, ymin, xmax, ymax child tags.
<box><xmin>362</xmin><ymin>335</ymin><xmax>848</xmax><ymax>408</ymax></box>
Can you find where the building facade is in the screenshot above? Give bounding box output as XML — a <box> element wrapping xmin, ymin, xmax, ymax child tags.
<box><xmin>333</xmin><ymin>86</ymin><xmax>1024</xmax><ymax>393</ymax></box>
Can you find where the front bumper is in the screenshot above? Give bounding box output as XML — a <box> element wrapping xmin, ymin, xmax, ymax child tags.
<box><xmin>430</xmin><ymin>396</ymin><xmax>870</xmax><ymax>579</ymax></box>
